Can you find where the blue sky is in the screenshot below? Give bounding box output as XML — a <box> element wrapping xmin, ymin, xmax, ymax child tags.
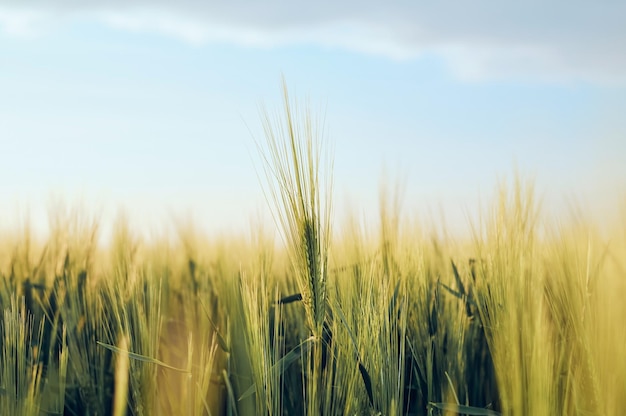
<box><xmin>1</xmin><ymin>2</ymin><xmax>625</xmax><ymax>242</ymax></box>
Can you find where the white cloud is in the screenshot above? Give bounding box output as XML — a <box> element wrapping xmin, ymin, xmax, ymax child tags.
<box><xmin>0</xmin><ymin>8</ymin><xmax>52</xmax><ymax>37</ymax></box>
<box><xmin>1</xmin><ymin>1</ymin><xmax>625</xmax><ymax>85</ymax></box>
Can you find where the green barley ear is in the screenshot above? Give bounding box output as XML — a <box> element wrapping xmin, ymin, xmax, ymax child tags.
<box><xmin>257</xmin><ymin>77</ymin><xmax>333</xmax><ymax>339</ymax></box>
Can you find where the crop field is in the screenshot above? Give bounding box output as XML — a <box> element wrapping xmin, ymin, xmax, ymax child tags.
<box><xmin>1</xmin><ymin>90</ymin><xmax>625</xmax><ymax>416</ymax></box>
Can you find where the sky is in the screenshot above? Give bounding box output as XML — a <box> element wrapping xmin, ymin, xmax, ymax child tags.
<box><xmin>1</xmin><ymin>2</ymin><xmax>625</xmax><ymax>243</ymax></box>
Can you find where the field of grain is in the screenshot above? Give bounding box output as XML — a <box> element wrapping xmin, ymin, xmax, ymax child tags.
<box><xmin>1</xmin><ymin>88</ymin><xmax>625</xmax><ymax>416</ymax></box>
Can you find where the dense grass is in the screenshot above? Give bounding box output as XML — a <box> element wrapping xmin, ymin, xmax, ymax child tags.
<box><xmin>1</xmin><ymin>88</ymin><xmax>625</xmax><ymax>415</ymax></box>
